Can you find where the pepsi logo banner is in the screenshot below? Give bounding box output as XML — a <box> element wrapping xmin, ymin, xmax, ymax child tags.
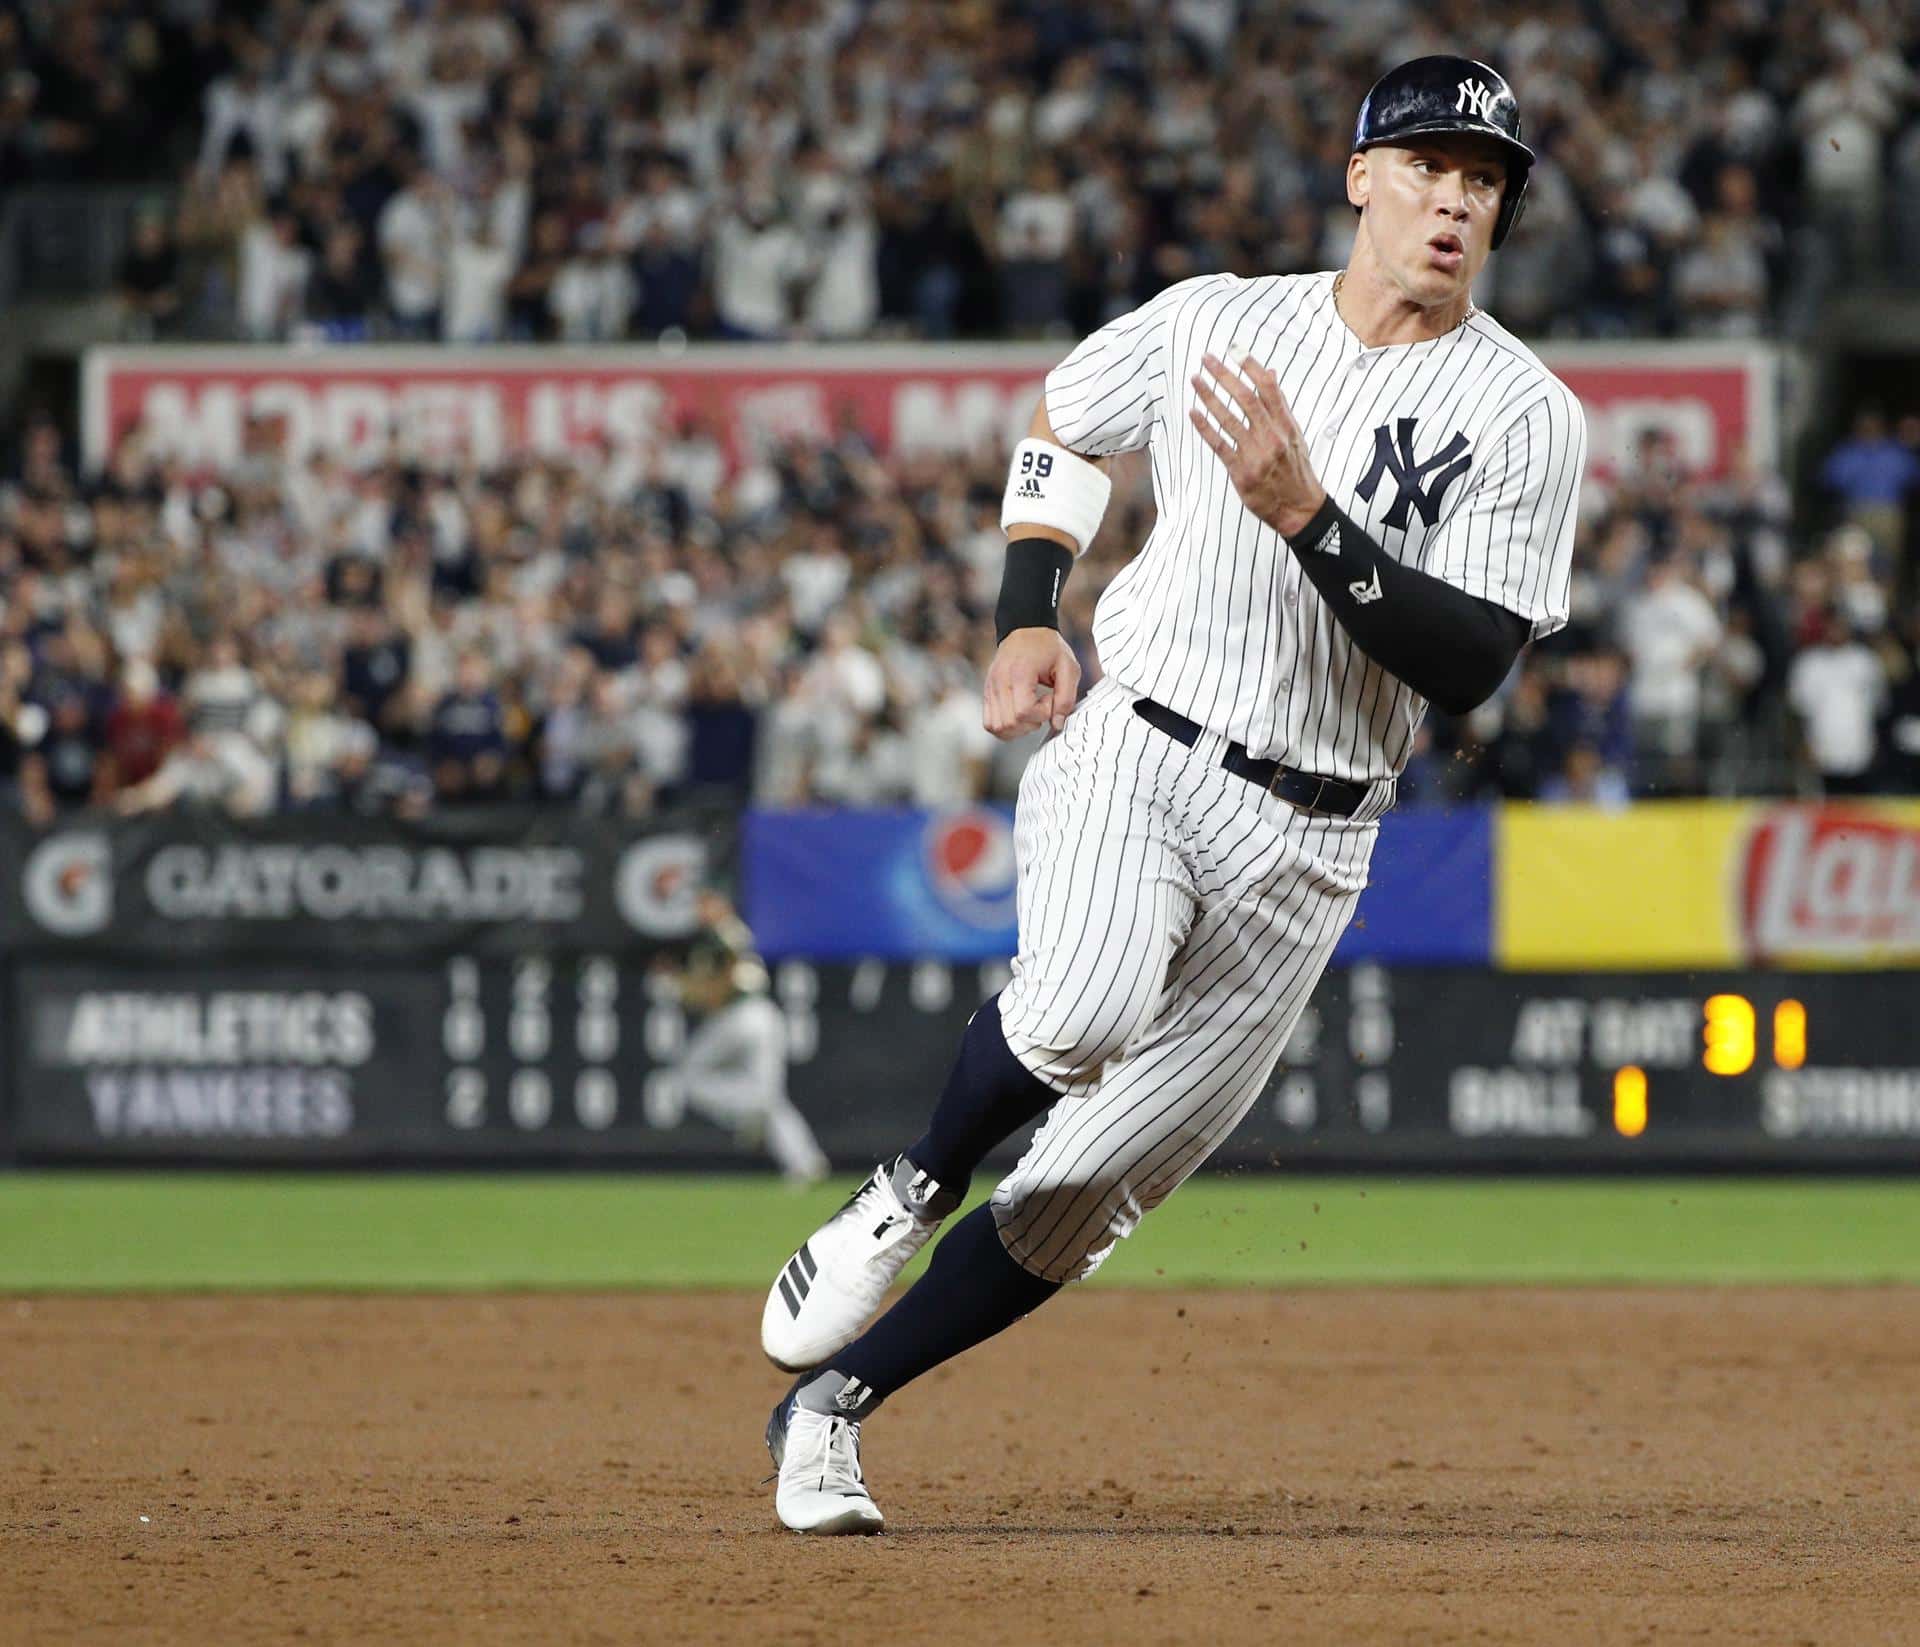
<box><xmin>741</xmin><ymin>805</ymin><xmax>1491</xmax><ymax>964</ymax></box>
<box><xmin>83</xmin><ymin>342</ymin><xmax>1777</xmax><ymax>482</ymax></box>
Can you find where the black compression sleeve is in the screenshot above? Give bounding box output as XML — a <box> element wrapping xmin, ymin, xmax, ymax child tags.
<box><xmin>1285</xmin><ymin>498</ymin><xmax>1530</xmax><ymax>715</ymax></box>
<box><xmin>994</xmin><ymin>537</ymin><xmax>1074</xmax><ymax>643</ymax></box>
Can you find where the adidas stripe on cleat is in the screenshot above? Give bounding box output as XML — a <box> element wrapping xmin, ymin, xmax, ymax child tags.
<box><xmin>760</xmin><ymin>1159</ymin><xmax>958</xmax><ymax>1373</ymax></box>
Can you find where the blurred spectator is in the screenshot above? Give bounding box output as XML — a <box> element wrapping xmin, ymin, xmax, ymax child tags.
<box><xmin>1619</xmin><ymin>556</ymin><xmax>1723</xmax><ymax>791</ymax></box>
<box><xmin>1672</xmin><ymin>215</ymin><xmax>1768</xmax><ymax>339</ymax></box>
<box><xmin>115</xmin><ymin>723</ymin><xmax>277</xmax><ymax>818</ymax></box>
<box><xmin>1885</xmin><ymin>603</ymin><xmax>1920</xmax><ymax>791</ymax></box>
<box><xmin>550</xmin><ymin>224</ymin><xmax>635</xmax><ymax>343</ymax></box>
<box><xmin>198</xmin><ymin>39</ymin><xmax>287</xmax><ymax>189</ymax></box>
<box><xmin>339</xmin><ymin>604</ymin><xmax>412</xmax><ymax>740</ymax></box>
<box><xmin>711</xmin><ymin>190</ymin><xmax>810</xmax><ymax>341</ymax></box>
<box><xmin>115</xmin><ymin>212</ymin><xmax>182</xmax><ymax>339</ymax></box>
<box><xmin>378</xmin><ymin>164</ymin><xmax>453</xmax><ymax>339</ymax></box>
<box><xmin>1479</xmin><ymin>663</ymin><xmax>1559</xmax><ymax>799</ymax></box>
<box><xmin>683</xmin><ymin>644</ymin><xmax>760</xmax><ymax>800</ymax></box>
<box><xmin>1793</xmin><ymin>22</ymin><xmax>1913</xmax><ymax>278</ymax></box>
<box><xmin>1820</xmin><ymin>410</ymin><xmax>1920</xmax><ymax>563</ymax></box>
<box><xmin>1541</xmin><ymin>742</ymin><xmax>1630</xmax><ymax>808</ymax></box>
<box><xmin>238</xmin><ymin>198</ymin><xmax>312</xmax><ymax>341</ymax></box>
<box><xmin>1787</xmin><ymin>610</ymin><xmax>1889</xmax><ymax>795</ymax></box>
<box><xmin>427</xmin><ymin>648</ymin><xmax>509</xmax><ymax>804</ymax></box>
<box><xmin>283</xmin><ymin>670</ymin><xmax>378</xmax><ymax>810</ymax></box>
<box><xmin>20</xmin><ymin>687</ymin><xmax>102</xmax><ymax>822</ymax></box>
<box><xmin>506</xmin><ymin>211</ymin><xmax>570</xmax><ymax>340</ymax></box>
<box><xmin>0</xmin><ymin>639</ymin><xmax>47</xmax><ymax>814</ymax></box>
<box><xmin>307</xmin><ymin>224</ymin><xmax>382</xmax><ymax>341</ymax></box>
<box><xmin>100</xmin><ymin>658</ymin><xmax>185</xmax><ymax>796</ymax></box>
<box><xmin>997</xmin><ymin>159</ymin><xmax>1074</xmax><ymax>337</ymax></box>
<box><xmin>444</xmin><ymin>218</ymin><xmax>516</xmax><ymax>343</ymax></box>
<box><xmin>530</xmin><ymin>649</ymin><xmax>594</xmax><ymax>802</ymax></box>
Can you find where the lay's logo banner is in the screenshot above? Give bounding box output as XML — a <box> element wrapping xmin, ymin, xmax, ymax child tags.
<box><xmin>1741</xmin><ymin>808</ymin><xmax>1920</xmax><ymax>960</ymax></box>
<box><xmin>1498</xmin><ymin>801</ymin><xmax>1920</xmax><ymax>970</ymax></box>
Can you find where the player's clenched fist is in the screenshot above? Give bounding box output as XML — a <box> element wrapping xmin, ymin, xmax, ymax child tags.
<box><xmin>984</xmin><ymin>627</ymin><xmax>1080</xmax><ymax>739</ymax></box>
<box><xmin>1189</xmin><ymin>353</ymin><xmax>1328</xmax><ymax>539</ymax></box>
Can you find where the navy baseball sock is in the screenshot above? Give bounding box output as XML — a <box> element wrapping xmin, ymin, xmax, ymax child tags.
<box><xmin>902</xmin><ymin>995</ymin><xmax>1058</xmax><ymax>1203</ymax></box>
<box><xmin>793</xmin><ymin>1204</ymin><xmax>1061</xmax><ymax>1418</ymax></box>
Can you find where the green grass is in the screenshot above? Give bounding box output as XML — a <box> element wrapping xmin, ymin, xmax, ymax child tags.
<box><xmin>2</xmin><ymin>1173</ymin><xmax>1917</xmax><ymax>1291</ymax></box>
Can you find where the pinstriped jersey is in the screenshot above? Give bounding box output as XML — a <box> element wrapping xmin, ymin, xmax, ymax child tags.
<box><xmin>1044</xmin><ymin>268</ymin><xmax>1587</xmax><ymax>783</ymax></box>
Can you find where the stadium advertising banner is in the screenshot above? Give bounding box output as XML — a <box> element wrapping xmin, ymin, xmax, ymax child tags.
<box><xmin>0</xmin><ymin>807</ymin><xmax>729</xmax><ymax>957</ymax></box>
<box><xmin>1497</xmin><ymin>800</ymin><xmax>1920</xmax><ymax>970</ymax></box>
<box><xmin>742</xmin><ymin>805</ymin><xmax>1493</xmax><ymax>964</ymax></box>
<box><xmin>5</xmin><ymin>802</ymin><xmax>1913</xmax><ymax>1166</ymax></box>
<box><xmin>82</xmin><ymin>342</ymin><xmax>1777</xmax><ymax>481</ymax></box>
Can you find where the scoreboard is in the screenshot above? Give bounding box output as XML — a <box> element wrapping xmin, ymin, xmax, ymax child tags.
<box><xmin>10</xmin><ymin>958</ymin><xmax>1919</xmax><ymax>1167</ymax></box>
<box><xmin>1258</xmin><ymin>966</ymin><xmax>1920</xmax><ymax>1164</ymax></box>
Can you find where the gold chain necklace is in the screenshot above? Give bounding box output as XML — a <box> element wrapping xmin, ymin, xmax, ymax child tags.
<box><xmin>1333</xmin><ymin>270</ymin><xmax>1475</xmax><ymax>340</ymax></box>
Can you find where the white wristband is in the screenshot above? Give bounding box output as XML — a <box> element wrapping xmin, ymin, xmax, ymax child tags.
<box><xmin>1000</xmin><ymin>438</ymin><xmax>1112</xmax><ymax>556</ymax></box>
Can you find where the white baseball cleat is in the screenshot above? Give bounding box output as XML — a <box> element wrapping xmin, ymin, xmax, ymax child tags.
<box><xmin>760</xmin><ymin>1158</ymin><xmax>956</xmax><ymax>1373</ymax></box>
<box><xmin>766</xmin><ymin>1388</ymin><xmax>884</xmax><ymax>1535</ymax></box>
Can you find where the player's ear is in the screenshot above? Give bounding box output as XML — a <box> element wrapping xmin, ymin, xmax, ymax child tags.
<box><xmin>1346</xmin><ymin>151</ymin><xmax>1370</xmax><ymax>211</ymax></box>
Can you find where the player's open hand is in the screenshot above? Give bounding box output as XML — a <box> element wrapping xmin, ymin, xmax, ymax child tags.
<box><xmin>1189</xmin><ymin>354</ymin><xmax>1327</xmax><ymax>539</ymax></box>
<box><xmin>984</xmin><ymin>627</ymin><xmax>1080</xmax><ymax>739</ymax></box>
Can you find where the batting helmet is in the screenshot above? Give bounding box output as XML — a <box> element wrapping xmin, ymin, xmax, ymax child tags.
<box><xmin>1352</xmin><ymin>56</ymin><xmax>1534</xmax><ymax>250</ymax></box>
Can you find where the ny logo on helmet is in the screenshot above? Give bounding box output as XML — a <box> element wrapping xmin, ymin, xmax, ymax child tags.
<box><xmin>1356</xmin><ymin>418</ymin><xmax>1473</xmax><ymax>531</ymax></box>
<box><xmin>1455</xmin><ymin>79</ymin><xmax>1499</xmax><ymax>122</ymax></box>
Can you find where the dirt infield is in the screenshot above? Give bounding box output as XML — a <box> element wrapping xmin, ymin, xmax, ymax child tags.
<box><xmin>5</xmin><ymin>1289</ymin><xmax>1917</xmax><ymax>1646</ymax></box>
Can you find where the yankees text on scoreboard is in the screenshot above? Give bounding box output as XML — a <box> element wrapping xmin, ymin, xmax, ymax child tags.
<box><xmin>11</xmin><ymin>958</ymin><xmax>1918</xmax><ymax>1168</ymax></box>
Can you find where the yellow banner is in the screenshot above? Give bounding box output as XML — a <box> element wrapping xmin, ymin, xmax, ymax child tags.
<box><xmin>1497</xmin><ymin>801</ymin><xmax>1920</xmax><ymax>970</ymax></box>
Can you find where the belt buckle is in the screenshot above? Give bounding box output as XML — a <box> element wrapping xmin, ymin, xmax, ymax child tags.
<box><xmin>1272</xmin><ymin>767</ymin><xmax>1344</xmax><ymax>817</ymax></box>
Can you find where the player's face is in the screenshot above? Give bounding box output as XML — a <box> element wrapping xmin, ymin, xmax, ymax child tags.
<box><xmin>1349</xmin><ymin>139</ymin><xmax>1507</xmax><ymax>303</ymax></box>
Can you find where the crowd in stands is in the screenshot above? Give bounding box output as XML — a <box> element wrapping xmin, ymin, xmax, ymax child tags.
<box><xmin>2</xmin><ymin>0</ymin><xmax>1915</xmax><ymax>344</ymax></box>
<box><xmin>3</xmin><ymin>0</ymin><xmax>1917</xmax><ymax>818</ymax></box>
<box><xmin>1</xmin><ymin>396</ymin><xmax>1917</xmax><ymax>826</ymax></box>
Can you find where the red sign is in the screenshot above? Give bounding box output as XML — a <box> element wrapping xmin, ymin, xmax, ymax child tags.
<box><xmin>1741</xmin><ymin>807</ymin><xmax>1920</xmax><ymax>962</ymax></box>
<box><xmin>83</xmin><ymin>341</ymin><xmax>1776</xmax><ymax>481</ymax></box>
<box><xmin>83</xmin><ymin>347</ymin><xmax>1054</xmax><ymax>476</ymax></box>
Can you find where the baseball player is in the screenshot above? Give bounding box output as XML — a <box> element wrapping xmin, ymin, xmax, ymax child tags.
<box><xmin>762</xmin><ymin>56</ymin><xmax>1586</xmax><ymax>1533</ymax></box>
<box><xmin>656</xmin><ymin>889</ymin><xmax>829</xmax><ymax>1186</ymax></box>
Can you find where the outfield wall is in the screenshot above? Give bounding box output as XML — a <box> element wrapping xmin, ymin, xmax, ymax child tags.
<box><xmin>2</xmin><ymin>802</ymin><xmax>1915</xmax><ymax>1169</ymax></box>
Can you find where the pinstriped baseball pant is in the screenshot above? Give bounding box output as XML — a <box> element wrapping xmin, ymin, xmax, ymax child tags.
<box><xmin>993</xmin><ymin>677</ymin><xmax>1382</xmax><ymax>1283</ymax></box>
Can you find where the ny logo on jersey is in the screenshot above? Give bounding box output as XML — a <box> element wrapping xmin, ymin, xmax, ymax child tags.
<box><xmin>1355</xmin><ymin>418</ymin><xmax>1473</xmax><ymax>531</ymax></box>
<box><xmin>1455</xmin><ymin>78</ymin><xmax>1499</xmax><ymax>121</ymax></box>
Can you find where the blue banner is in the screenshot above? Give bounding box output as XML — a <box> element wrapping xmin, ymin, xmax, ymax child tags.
<box><xmin>744</xmin><ymin>805</ymin><xmax>1493</xmax><ymax>964</ymax></box>
<box><xmin>1339</xmin><ymin>805</ymin><xmax>1491</xmax><ymax>965</ymax></box>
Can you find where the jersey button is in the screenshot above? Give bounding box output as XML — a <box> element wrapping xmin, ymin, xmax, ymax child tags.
<box><xmin>1320</xmin><ymin>423</ymin><xmax>1338</xmax><ymax>441</ymax></box>
<box><xmin>1285</xmin><ymin>589</ymin><xmax>1298</xmax><ymax>607</ymax></box>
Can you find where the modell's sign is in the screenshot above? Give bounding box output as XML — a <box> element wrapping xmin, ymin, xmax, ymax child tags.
<box><xmin>84</xmin><ymin>346</ymin><xmax>1052</xmax><ymax>474</ymax></box>
<box><xmin>82</xmin><ymin>342</ymin><xmax>1776</xmax><ymax>482</ymax></box>
<box><xmin>1741</xmin><ymin>808</ymin><xmax>1920</xmax><ymax>963</ymax></box>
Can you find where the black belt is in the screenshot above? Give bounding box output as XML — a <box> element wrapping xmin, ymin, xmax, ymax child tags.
<box><xmin>1131</xmin><ymin>698</ymin><xmax>1368</xmax><ymax>819</ymax></box>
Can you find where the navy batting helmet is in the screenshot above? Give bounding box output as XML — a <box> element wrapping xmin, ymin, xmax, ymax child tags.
<box><xmin>1352</xmin><ymin>56</ymin><xmax>1534</xmax><ymax>249</ymax></box>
